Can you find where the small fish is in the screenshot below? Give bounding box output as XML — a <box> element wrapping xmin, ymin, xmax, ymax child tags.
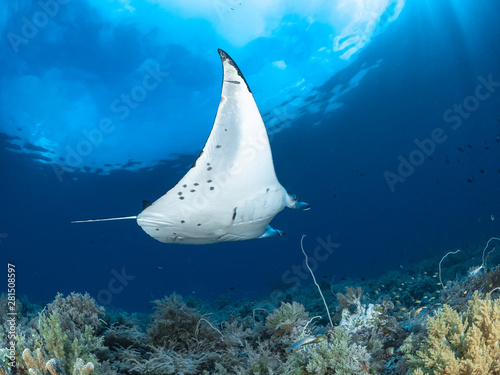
<box><xmin>287</xmin><ymin>335</ymin><xmax>326</xmax><ymax>351</ymax></box>
<box><xmin>468</xmin><ymin>265</ymin><xmax>483</xmax><ymax>277</ymax></box>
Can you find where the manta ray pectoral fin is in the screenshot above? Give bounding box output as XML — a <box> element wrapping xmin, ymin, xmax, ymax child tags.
<box><xmin>286</xmin><ymin>192</ymin><xmax>311</xmax><ymax>210</ymax></box>
<box><xmin>259</xmin><ymin>225</ymin><xmax>285</xmax><ymax>238</ymax></box>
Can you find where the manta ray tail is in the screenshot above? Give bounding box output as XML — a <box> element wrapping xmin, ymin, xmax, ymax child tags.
<box><xmin>71</xmin><ymin>216</ymin><xmax>137</xmax><ymax>224</ymax></box>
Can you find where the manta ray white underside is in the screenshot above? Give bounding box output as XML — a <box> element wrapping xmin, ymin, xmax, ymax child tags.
<box><xmin>73</xmin><ymin>49</ymin><xmax>309</xmax><ymax>244</ymax></box>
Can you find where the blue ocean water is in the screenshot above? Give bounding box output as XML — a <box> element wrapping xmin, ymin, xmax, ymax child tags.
<box><xmin>1</xmin><ymin>0</ymin><xmax>499</xmax><ymax>316</ymax></box>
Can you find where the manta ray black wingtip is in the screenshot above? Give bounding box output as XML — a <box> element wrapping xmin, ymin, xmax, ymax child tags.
<box><xmin>217</xmin><ymin>48</ymin><xmax>251</xmax><ymax>93</ymax></box>
<box><xmin>218</xmin><ymin>48</ymin><xmax>229</xmax><ymax>59</ymax></box>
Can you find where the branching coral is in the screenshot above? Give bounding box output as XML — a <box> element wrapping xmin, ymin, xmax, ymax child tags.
<box><xmin>340</xmin><ymin>303</ymin><xmax>382</xmax><ymax>334</ymax></box>
<box><xmin>14</xmin><ymin>293</ymin><xmax>105</xmax><ymax>375</ymax></box>
<box><xmin>336</xmin><ymin>287</ymin><xmax>364</xmax><ymax>313</ymax></box>
<box><xmin>148</xmin><ymin>293</ymin><xmax>224</xmax><ymax>351</ymax></box>
<box><xmin>0</xmin><ymin>357</ymin><xmax>10</xmax><ymax>375</ymax></box>
<box><xmin>284</xmin><ymin>327</ymin><xmax>371</xmax><ymax>375</ymax></box>
<box><xmin>405</xmin><ymin>291</ymin><xmax>500</xmax><ymax>374</ymax></box>
<box><xmin>20</xmin><ymin>348</ymin><xmax>94</xmax><ymax>375</ymax></box>
<box><xmin>265</xmin><ymin>302</ymin><xmax>309</xmax><ymax>334</ymax></box>
<box><xmin>240</xmin><ymin>340</ymin><xmax>284</xmax><ymax>374</ymax></box>
<box><xmin>47</xmin><ymin>293</ymin><xmax>105</xmax><ymax>337</ymax></box>
<box><xmin>125</xmin><ymin>346</ymin><xmax>206</xmax><ymax>375</ymax></box>
<box><xmin>334</xmin><ymin>287</ymin><xmax>399</xmax><ymax>372</ymax></box>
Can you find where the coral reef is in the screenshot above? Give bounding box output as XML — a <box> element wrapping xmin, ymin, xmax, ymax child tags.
<box><xmin>404</xmin><ymin>291</ymin><xmax>500</xmax><ymax>375</ymax></box>
<box><xmin>337</xmin><ymin>286</ymin><xmax>365</xmax><ymax>313</ymax></box>
<box><xmin>1</xmin><ymin>239</ymin><xmax>500</xmax><ymax>374</ymax></box>
<box><xmin>21</xmin><ymin>348</ymin><xmax>94</xmax><ymax>375</ymax></box>
<box><xmin>265</xmin><ymin>301</ymin><xmax>309</xmax><ymax>333</ymax></box>
<box><xmin>284</xmin><ymin>327</ymin><xmax>371</xmax><ymax>375</ymax></box>
<box><xmin>11</xmin><ymin>293</ymin><xmax>105</xmax><ymax>375</ymax></box>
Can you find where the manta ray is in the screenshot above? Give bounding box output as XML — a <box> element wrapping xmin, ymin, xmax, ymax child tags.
<box><xmin>73</xmin><ymin>49</ymin><xmax>309</xmax><ymax>244</ymax></box>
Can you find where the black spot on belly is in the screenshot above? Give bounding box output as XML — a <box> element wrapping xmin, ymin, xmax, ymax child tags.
<box><xmin>190</xmin><ymin>189</ymin><xmax>196</xmax><ymax>192</ymax></box>
<box><xmin>197</xmin><ymin>223</ymin><xmax>201</xmax><ymax>226</ymax></box>
<box><xmin>216</xmin><ymin>145</ymin><xmax>221</xmax><ymax>148</ymax></box>
<box><xmin>194</xmin><ymin>183</ymin><xmax>199</xmax><ymax>186</ymax></box>
<box><xmin>178</xmin><ymin>192</ymin><xmax>182</xmax><ymax>195</ymax></box>
<box><xmin>210</xmin><ymin>186</ymin><xmax>214</xmax><ymax>191</ymax></box>
<box><xmin>181</xmin><ymin>220</ymin><xmax>185</xmax><ymax>224</ymax></box>
<box><xmin>207</xmin><ymin>179</ymin><xmax>212</xmax><ymax>183</ymax></box>
<box><xmin>179</xmin><ymin>196</ymin><xmax>185</xmax><ymax>200</ymax></box>
<box><xmin>156</xmin><ymin>228</ymin><xmax>159</xmax><ymax>231</ymax></box>
<box><xmin>183</xmin><ymin>184</ymin><xmax>187</xmax><ymax>188</ymax></box>
<box><xmin>232</xmin><ymin>207</ymin><xmax>237</xmax><ymax>221</ymax></box>
<box><xmin>207</xmin><ymin>162</ymin><xmax>211</xmax><ymax>166</ymax></box>
<box><xmin>207</xmin><ymin>167</ymin><xmax>212</xmax><ymax>171</ymax></box>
